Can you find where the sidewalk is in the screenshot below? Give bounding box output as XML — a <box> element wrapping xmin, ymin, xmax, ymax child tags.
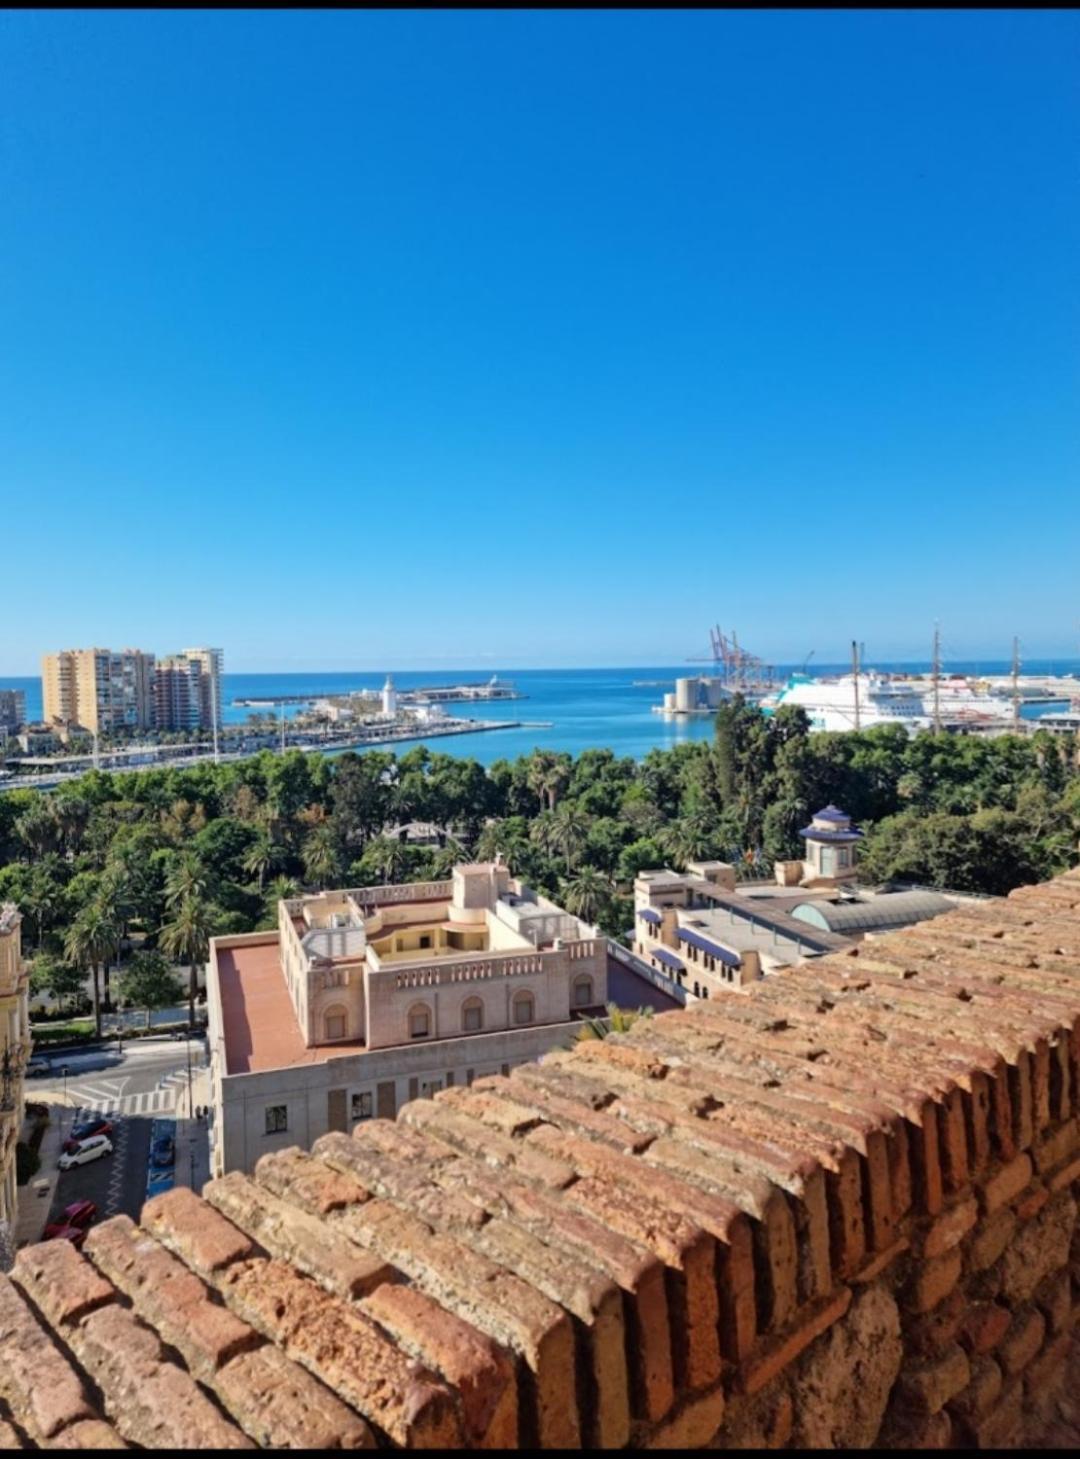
<box><xmin>15</xmin><ymin>1097</ymin><xmax>72</xmax><ymax>1248</ymax></box>
<box><xmin>173</xmin><ymin>1066</ymin><xmax>212</xmax><ymax>1195</ymax></box>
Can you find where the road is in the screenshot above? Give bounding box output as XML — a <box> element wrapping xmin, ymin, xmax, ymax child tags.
<box><xmin>28</xmin><ymin>1039</ymin><xmax>208</xmax><ymax>1231</ymax></box>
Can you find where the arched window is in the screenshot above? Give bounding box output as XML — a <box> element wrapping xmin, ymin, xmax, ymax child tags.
<box><xmin>408</xmin><ymin>1002</ymin><xmax>432</xmax><ymax>1040</ymax></box>
<box><xmin>461</xmin><ymin>997</ymin><xmax>484</xmax><ymax>1033</ymax></box>
<box><xmin>323</xmin><ymin>1004</ymin><xmax>347</xmax><ymax>1041</ymax></box>
<box><xmin>512</xmin><ymin>990</ymin><xmax>535</xmax><ymax>1026</ymax></box>
<box><xmin>572</xmin><ymin>975</ymin><xmax>594</xmax><ymax>1008</ymax></box>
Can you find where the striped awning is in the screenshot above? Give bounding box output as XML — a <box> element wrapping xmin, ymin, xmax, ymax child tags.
<box><xmin>677</xmin><ymin>925</ymin><xmax>741</xmax><ymax>967</ymax></box>
<box><xmin>652</xmin><ymin>947</ymin><xmax>684</xmax><ymax>973</ymax></box>
<box><xmin>638</xmin><ymin>907</ymin><xmax>662</xmax><ymax>925</ymax></box>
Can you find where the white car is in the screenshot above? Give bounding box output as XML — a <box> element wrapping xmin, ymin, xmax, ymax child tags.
<box><xmin>58</xmin><ymin>1135</ymin><xmax>113</xmax><ymax>1171</ymax></box>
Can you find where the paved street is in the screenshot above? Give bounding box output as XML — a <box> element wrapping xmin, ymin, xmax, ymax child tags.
<box><xmin>23</xmin><ymin>1038</ymin><xmax>210</xmax><ymax>1238</ymax></box>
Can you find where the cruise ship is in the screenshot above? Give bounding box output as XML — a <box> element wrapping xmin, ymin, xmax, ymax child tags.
<box><xmin>897</xmin><ymin>675</ymin><xmax>1015</xmax><ymax>724</ymax></box>
<box><xmin>760</xmin><ymin>672</ymin><xmax>932</xmax><ymax>733</ymax></box>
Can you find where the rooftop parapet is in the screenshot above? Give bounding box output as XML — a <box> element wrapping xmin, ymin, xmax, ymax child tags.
<box><xmin>7</xmin><ymin>868</ymin><xmax>1080</xmax><ymax>1448</ymax></box>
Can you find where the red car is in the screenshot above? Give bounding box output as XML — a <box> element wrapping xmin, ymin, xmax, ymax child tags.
<box><xmin>43</xmin><ymin>1201</ymin><xmax>98</xmax><ymax>1247</ymax></box>
<box><xmin>58</xmin><ymin>1200</ymin><xmax>97</xmax><ymax>1229</ymax></box>
<box><xmin>43</xmin><ymin>1223</ymin><xmax>88</xmax><ymax>1249</ymax></box>
<box><xmin>62</xmin><ymin>1119</ymin><xmax>113</xmax><ymax>1154</ymax></box>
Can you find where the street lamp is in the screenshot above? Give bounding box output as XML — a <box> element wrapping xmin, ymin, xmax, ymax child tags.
<box><xmin>60</xmin><ymin>1065</ymin><xmax>68</xmax><ymax>1134</ymax></box>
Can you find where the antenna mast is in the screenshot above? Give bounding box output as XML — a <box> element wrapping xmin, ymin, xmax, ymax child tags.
<box><xmin>932</xmin><ymin>623</ymin><xmax>942</xmax><ymax>734</ymax></box>
<box><xmin>852</xmin><ymin>639</ymin><xmax>861</xmax><ymax>731</ymax></box>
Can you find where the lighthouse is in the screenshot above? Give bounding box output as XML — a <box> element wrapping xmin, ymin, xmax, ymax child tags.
<box><xmin>381</xmin><ymin>674</ymin><xmax>398</xmax><ymax>718</ymax></box>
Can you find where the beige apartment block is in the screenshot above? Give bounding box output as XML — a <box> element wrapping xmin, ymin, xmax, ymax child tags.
<box><xmin>182</xmin><ymin>646</ymin><xmax>224</xmax><ymax>729</ymax></box>
<box><xmin>206</xmin><ymin>859</ymin><xmax>665</xmax><ymax>1175</ymax></box>
<box><xmin>41</xmin><ymin>646</ymin><xmax>155</xmax><ymax>734</ymax></box>
<box><xmin>0</xmin><ymin>905</ymin><xmax>29</xmax><ymax>1243</ymax></box>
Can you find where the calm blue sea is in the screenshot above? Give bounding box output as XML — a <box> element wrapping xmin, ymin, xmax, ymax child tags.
<box><xmin>2</xmin><ymin>661</ymin><xmax>1077</xmax><ymax>767</ymax></box>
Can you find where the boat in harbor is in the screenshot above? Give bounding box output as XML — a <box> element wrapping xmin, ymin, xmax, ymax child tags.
<box><xmin>759</xmin><ymin>672</ymin><xmax>932</xmax><ymax>733</ymax></box>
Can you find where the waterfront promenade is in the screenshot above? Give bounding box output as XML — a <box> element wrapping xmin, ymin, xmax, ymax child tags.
<box><xmin>0</xmin><ymin>717</ymin><xmax>551</xmax><ymax>792</ymax></box>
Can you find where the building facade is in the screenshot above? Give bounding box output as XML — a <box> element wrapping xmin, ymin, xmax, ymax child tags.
<box><xmin>41</xmin><ymin>644</ymin><xmax>222</xmax><ymax>735</ymax></box>
<box><xmin>0</xmin><ymin>905</ymin><xmax>29</xmax><ymax>1243</ymax></box>
<box><xmin>182</xmin><ymin>647</ymin><xmax>224</xmax><ymax>730</ymax></box>
<box><xmin>206</xmin><ymin>860</ymin><xmax>611</xmax><ymax>1174</ymax></box>
<box><xmin>154</xmin><ymin>656</ymin><xmax>204</xmax><ymax>732</ymax></box>
<box><xmin>0</xmin><ymin>691</ymin><xmax>25</xmax><ymax>734</ymax></box>
<box><xmin>41</xmin><ymin>647</ymin><xmax>156</xmax><ymax>734</ymax></box>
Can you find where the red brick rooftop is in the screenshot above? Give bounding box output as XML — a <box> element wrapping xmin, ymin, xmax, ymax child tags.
<box><xmin>3</xmin><ymin>869</ymin><xmax>1080</xmax><ymax>1448</ymax></box>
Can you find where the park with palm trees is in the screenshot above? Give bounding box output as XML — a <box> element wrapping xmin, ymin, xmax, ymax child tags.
<box><xmin>2</xmin><ymin>706</ymin><xmax>1079</xmax><ymax>1040</ymax></box>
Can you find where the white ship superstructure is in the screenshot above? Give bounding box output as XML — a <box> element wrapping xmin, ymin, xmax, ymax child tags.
<box><xmin>760</xmin><ymin>672</ymin><xmax>931</xmax><ymax>733</ymax></box>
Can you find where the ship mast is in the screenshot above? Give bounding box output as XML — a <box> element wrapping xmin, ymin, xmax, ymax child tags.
<box><xmin>1011</xmin><ymin>636</ymin><xmax>1021</xmax><ymax>731</ymax></box>
<box><xmin>932</xmin><ymin>624</ymin><xmax>942</xmax><ymax>734</ymax></box>
<box><xmin>851</xmin><ymin>639</ymin><xmax>861</xmax><ymax>731</ymax></box>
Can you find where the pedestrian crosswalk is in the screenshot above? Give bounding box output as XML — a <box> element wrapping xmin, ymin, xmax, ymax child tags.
<box><xmin>74</xmin><ymin>1085</ymin><xmax>179</xmax><ymax>1117</ymax></box>
<box><xmin>65</xmin><ymin>1059</ymin><xmax>207</xmax><ymax>1119</ymax></box>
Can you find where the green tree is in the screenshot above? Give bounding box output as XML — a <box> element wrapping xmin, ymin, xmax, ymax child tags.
<box><xmin>160</xmin><ymin>893</ymin><xmax>213</xmax><ymax>1026</ymax></box>
<box><xmin>574</xmin><ymin>1004</ymin><xmax>653</xmax><ymax>1042</ymax></box>
<box><xmin>29</xmin><ymin>953</ymin><xmax>87</xmax><ymax>1015</ymax></box>
<box><xmin>64</xmin><ymin>902</ymin><xmax>117</xmax><ymax>1038</ymax></box>
<box><xmin>117</xmin><ymin>951</ymin><xmax>184</xmax><ymax>1029</ymax></box>
<box><xmin>560</xmin><ymin>865</ymin><xmax>612</xmax><ymax>925</ymax></box>
<box><xmin>241</xmin><ymin>829</ymin><xmax>285</xmax><ymax>893</ymax></box>
<box><xmin>302</xmin><ymin>824</ymin><xmax>342</xmax><ymax>887</ymax></box>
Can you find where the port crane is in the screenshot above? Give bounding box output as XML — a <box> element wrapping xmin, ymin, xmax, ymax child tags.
<box><xmin>686</xmin><ymin>626</ymin><xmax>779</xmax><ymax>694</ymax></box>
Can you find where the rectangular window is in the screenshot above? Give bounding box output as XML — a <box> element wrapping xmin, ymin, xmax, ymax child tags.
<box><xmin>351</xmin><ymin>1091</ymin><xmax>374</xmax><ymax>1122</ymax></box>
<box><xmin>409</xmin><ymin>1010</ymin><xmax>430</xmax><ymax>1038</ymax></box>
<box><xmin>418</xmin><ymin>933</ymin><xmax>432</xmax><ymax>949</ymax></box>
<box><xmin>264</xmin><ymin>1105</ymin><xmax>288</xmax><ymax>1135</ymax></box>
<box><xmin>325</xmin><ymin>1013</ymin><xmax>346</xmax><ymax>1040</ymax></box>
<box><xmin>463</xmin><ymin>1004</ymin><xmax>483</xmax><ymax>1032</ymax></box>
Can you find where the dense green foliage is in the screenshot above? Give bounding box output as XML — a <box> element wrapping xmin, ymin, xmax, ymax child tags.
<box><xmin>1</xmin><ymin>710</ymin><xmax>1077</xmax><ymax>1013</ymax></box>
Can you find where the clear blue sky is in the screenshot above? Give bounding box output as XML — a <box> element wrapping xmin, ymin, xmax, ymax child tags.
<box><xmin>2</xmin><ymin>10</ymin><xmax>1078</xmax><ymax>674</ymax></box>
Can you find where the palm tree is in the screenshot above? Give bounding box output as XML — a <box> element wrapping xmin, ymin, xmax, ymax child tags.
<box><xmin>575</xmin><ymin>1004</ymin><xmax>652</xmax><ymax>1042</ymax></box>
<box><xmin>53</xmin><ymin>795</ymin><xmax>91</xmax><ymax>856</ymax></box>
<box><xmin>302</xmin><ymin>824</ymin><xmax>341</xmax><ymax>887</ymax></box>
<box><xmin>160</xmin><ymin>892</ymin><xmax>213</xmax><ymax>1027</ymax></box>
<box><xmin>64</xmin><ymin>903</ymin><xmax>118</xmax><ymax>1039</ymax></box>
<box><xmin>164</xmin><ymin>855</ymin><xmax>212</xmax><ymax>911</ymax></box>
<box><xmin>660</xmin><ymin>813</ymin><xmax>714</xmax><ymax>870</ymax></box>
<box><xmin>96</xmin><ymin>868</ymin><xmax>135</xmax><ymax>1012</ymax></box>
<box><xmin>263</xmin><ymin>874</ymin><xmax>299</xmax><ymax>922</ymax></box>
<box><xmin>242</xmin><ymin>830</ymin><xmax>284</xmax><ymax>893</ymax></box>
<box><xmin>526</xmin><ymin>751</ymin><xmax>570</xmax><ymax>813</ymax></box>
<box><xmin>15</xmin><ymin>799</ymin><xmax>59</xmax><ymax>858</ymax></box>
<box><xmin>367</xmin><ymin>834</ymin><xmax>405</xmax><ymax>885</ymax></box>
<box><xmin>549</xmin><ymin>804</ymin><xmax>591</xmax><ymax>872</ymax></box>
<box><xmin>561</xmin><ymin>865</ymin><xmax>612</xmax><ymax>925</ymax></box>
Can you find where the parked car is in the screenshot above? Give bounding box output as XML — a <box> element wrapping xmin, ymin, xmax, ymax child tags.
<box><xmin>150</xmin><ymin>1135</ymin><xmax>175</xmax><ymax>1169</ymax></box>
<box><xmin>56</xmin><ymin>1199</ymin><xmax>97</xmax><ymax>1229</ymax></box>
<box><xmin>58</xmin><ymin>1135</ymin><xmax>113</xmax><ymax>1171</ymax></box>
<box><xmin>62</xmin><ymin>1118</ymin><xmax>113</xmax><ymax>1153</ymax></box>
<box><xmin>26</xmin><ymin>1056</ymin><xmax>51</xmax><ymax>1077</ymax></box>
<box><xmin>42</xmin><ymin>1223</ymin><xmax>89</xmax><ymax>1249</ymax></box>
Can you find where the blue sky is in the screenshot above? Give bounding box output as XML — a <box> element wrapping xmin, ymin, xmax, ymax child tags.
<box><xmin>1</xmin><ymin>10</ymin><xmax>1078</xmax><ymax>673</ymax></box>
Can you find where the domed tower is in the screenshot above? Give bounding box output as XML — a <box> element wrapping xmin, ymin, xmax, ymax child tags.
<box><xmin>798</xmin><ymin>804</ymin><xmax>862</xmax><ymax>887</ymax></box>
<box><xmin>381</xmin><ymin>675</ymin><xmax>398</xmax><ymax>718</ymax></box>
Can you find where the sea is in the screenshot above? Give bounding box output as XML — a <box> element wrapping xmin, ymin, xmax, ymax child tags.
<box><xmin>2</xmin><ymin>661</ymin><xmax>1078</xmax><ymax>768</ymax></box>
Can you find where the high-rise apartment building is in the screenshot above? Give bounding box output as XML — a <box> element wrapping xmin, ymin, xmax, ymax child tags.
<box><xmin>182</xmin><ymin>647</ymin><xmax>224</xmax><ymax>730</ymax></box>
<box><xmin>42</xmin><ymin>644</ymin><xmax>224</xmax><ymax>737</ymax></box>
<box><xmin>0</xmin><ymin>691</ymin><xmax>25</xmax><ymax>733</ymax></box>
<box><xmin>153</xmin><ymin>655</ymin><xmax>203</xmax><ymax>732</ymax></box>
<box><xmin>41</xmin><ymin>647</ymin><xmax>156</xmax><ymax>735</ymax></box>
